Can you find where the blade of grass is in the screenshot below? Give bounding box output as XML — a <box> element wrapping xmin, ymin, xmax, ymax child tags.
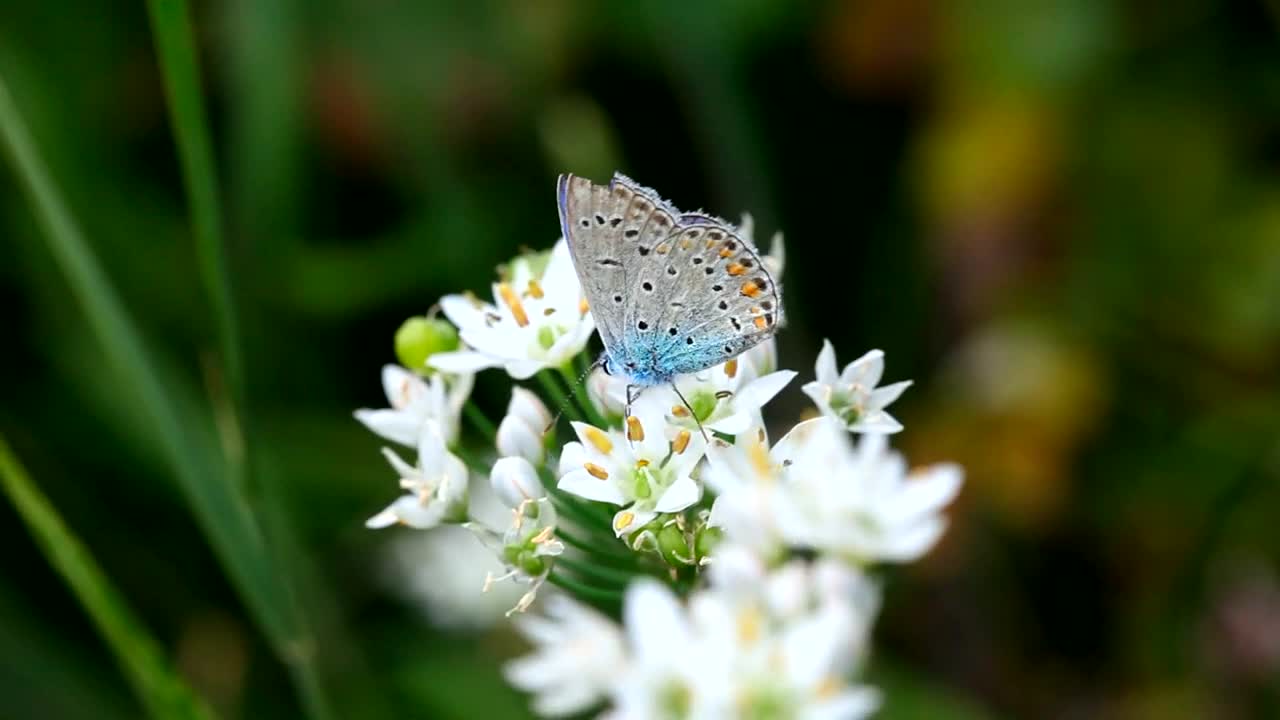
<box><xmin>0</xmin><ymin>74</ymin><xmax>329</xmax><ymax>719</ymax></box>
<box><xmin>145</xmin><ymin>0</ymin><xmax>244</xmax><ymax>424</ymax></box>
<box><xmin>142</xmin><ymin>5</ymin><xmax>337</xmax><ymax>718</ymax></box>
<box><xmin>0</xmin><ymin>436</ymin><xmax>218</xmax><ymax>720</ymax></box>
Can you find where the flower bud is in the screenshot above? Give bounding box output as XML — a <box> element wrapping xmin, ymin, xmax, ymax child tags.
<box><xmin>507</xmin><ymin>387</ymin><xmax>551</xmax><ymax>431</ymax></box>
<box><xmin>658</xmin><ymin>523</ymin><xmax>694</xmax><ymax>566</ymax></box>
<box><xmin>395</xmin><ymin>316</ymin><xmax>460</xmax><ymax>374</ymax></box>
<box><xmin>497</xmin><ymin>413</ymin><xmax>545</xmax><ymax>464</ymax></box>
<box><xmin>490</xmin><ymin>456</ymin><xmax>544</xmax><ymax>509</ymax></box>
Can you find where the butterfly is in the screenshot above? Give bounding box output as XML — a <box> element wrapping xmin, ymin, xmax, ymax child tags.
<box><xmin>557</xmin><ymin>172</ymin><xmax>782</xmax><ymax>428</ymax></box>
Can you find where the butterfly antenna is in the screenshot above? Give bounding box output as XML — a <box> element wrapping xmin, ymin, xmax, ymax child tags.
<box><xmin>670</xmin><ymin>383</ymin><xmax>709</xmax><ymax>441</ymax></box>
<box><xmin>544</xmin><ymin>355</ymin><xmax>604</xmax><ymax>434</ymax></box>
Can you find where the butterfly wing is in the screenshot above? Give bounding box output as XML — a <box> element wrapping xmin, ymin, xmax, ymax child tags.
<box><xmin>644</xmin><ymin>215</ymin><xmax>782</xmax><ymax>376</ymax></box>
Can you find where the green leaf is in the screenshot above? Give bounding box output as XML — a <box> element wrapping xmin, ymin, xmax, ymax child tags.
<box><xmin>0</xmin><ymin>436</ymin><xmax>218</xmax><ymax>720</ymax></box>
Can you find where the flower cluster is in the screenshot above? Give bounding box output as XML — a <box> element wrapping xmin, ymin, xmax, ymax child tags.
<box><xmin>354</xmin><ymin>226</ymin><xmax>962</xmax><ymax>718</ymax></box>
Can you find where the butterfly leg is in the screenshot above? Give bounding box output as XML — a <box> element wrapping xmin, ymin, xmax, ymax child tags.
<box><xmin>670</xmin><ymin>383</ymin><xmax>709</xmax><ymax>441</ymax></box>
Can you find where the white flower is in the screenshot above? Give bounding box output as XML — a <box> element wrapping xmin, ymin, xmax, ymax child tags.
<box><xmin>608</xmin><ymin>580</ymin><xmax>708</xmax><ymax>720</ymax></box>
<box><xmin>430</xmin><ymin>240</ymin><xmax>595</xmax><ymax>380</ymax></box>
<box><xmin>381</xmin><ymin>524</ymin><xmax>525</xmax><ymax>630</ymax></box>
<box><xmin>366</xmin><ymin>420</ymin><xmax>469</xmax><ymax>529</ymax></box>
<box><xmin>354</xmin><ymin>364</ymin><xmax>473</xmax><ymax>446</ymax></box>
<box><xmin>557</xmin><ymin>396</ymin><xmax>705</xmax><ymax>536</ymax></box>
<box><xmin>703</xmin><ymin>418</ymin><xmax>828</xmax><ymax>559</ymax></box>
<box><xmin>497</xmin><ymin>387</ymin><xmax>551</xmax><ymax>464</ymax></box>
<box><xmin>610</xmin><ymin>578</ymin><xmax>879</xmax><ymax>720</ymax></box>
<box><xmin>505</xmin><ymin>594</ymin><xmax>628</xmax><ymax>717</ymax></box>
<box><xmin>491</xmin><ymin>456</ymin><xmax>546</xmax><ymax>510</ymax></box>
<box><xmin>593</xmin><ymin>337</ymin><xmax>794</xmax><ymax>436</ymax></box>
<box><xmin>469</xmin><ymin>497</ymin><xmax>565</xmax><ymax>615</ymax></box>
<box><xmin>780</xmin><ymin>421</ymin><xmax>963</xmax><ymax>563</ymax></box>
<box><xmin>802</xmin><ymin>341</ymin><xmax>912</xmax><ymax>433</ymax></box>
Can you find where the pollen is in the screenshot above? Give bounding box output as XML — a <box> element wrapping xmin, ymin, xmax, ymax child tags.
<box><xmin>671</xmin><ymin>404</ymin><xmax>690</xmax><ymax>417</ymax></box>
<box><xmin>626</xmin><ymin>415</ymin><xmax>645</xmax><ymax>442</ymax></box>
<box><xmin>754</xmin><ymin>315</ymin><xmax>768</xmax><ymax>330</ymax></box>
<box><xmin>584</xmin><ymin>462</ymin><xmax>609</xmax><ymax>480</ymax></box>
<box><xmin>635</xmin><ymin>458</ymin><xmax>651</xmax><ymax>468</ymax></box>
<box><xmin>740</xmin><ymin>280</ymin><xmax>761</xmax><ymax>297</ymax></box>
<box><xmin>498</xmin><ymin>283</ymin><xmax>529</xmax><ymax>327</ymax></box>
<box><xmin>614</xmin><ymin>511</ymin><xmax>636</xmax><ymax>532</ymax></box>
<box><xmin>543</xmin><ymin>307</ymin><xmax>556</xmax><ymax>316</ymax></box>
<box><xmin>727</xmin><ymin>263</ymin><xmax>747</xmax><ymax>276</ymax></box>
<box><xmin>579</xmin><ymin>297</ymin><xmax>590</xmax><ymax>315</ymax></box>
<box><xmin>672</xmin><ymin>429</ymin><xmax>691</xmax><ymax>455</ymax></box>
<box><xmin>724</xmin><ymin>358</ymin><xmax>738</xmax><ymax>379</ymax></box>
<box><xmin>582</xmin><ymin>426</ymin><xmax>613</xmax><ymax>454</ymax></box>
<box><xmin>525</xmin><ymin>279</ymin><xmax>544</xmax><ymax>299</ymax></box>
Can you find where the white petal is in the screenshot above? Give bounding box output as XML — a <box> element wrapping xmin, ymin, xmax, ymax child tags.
<box><xmin>841</xmin><ymin>349</ymin><xmax>884</xmax><ymax>387</ymax></box>
<box><xmin>508</xmin><ymin>387</ymin><xmax>552</xmax><ymax>429</ymax></box>
<box><xmin>379</xmin><ymin>446</ymin><xmax>417</xmax><ymax>479</ymax></box>
<box><xmin>850</xmin><ymin>411</ymin><xmax>904</xmax><ymax>434</ymax></box>
<box><xmin>558</xmin><ymin>470</ymin><xmax>627</xmax><ymax>505</ymax></box>
<box><xmin>739</xmin><ymin>369</ymin><xmax>796</xmax><ymax>408</ymax></box>
<box><xmin>504</xmin><ymin>358</ymin><xmax>548</xmax><ymax>380</ymax></box>
<box><xmin>429</xmin><ymin>350</ymin><xmax>500</xmax><ymax>374</ymax></box>
<box><xmin>623</xmin><ymin>580</ymin><xmax>687</xmax><ymax>661</ymax></box>
<box><xmin>380</xmin><ymin>364</ymin><xmax>420</xmax><ymax>406</ymax></box>
<box><xmin>705</xmin><ymin>409</ymin><xmax>754</xmax><ymax>435</ymax></box>
<box><xmin>799</xmin><ymin>382</ymin><xmax>832</xmax><ymax>416</ymax></box>
<box><xmin>808</xmin><ymin>687</ymin><xmax>881</xmax><ymax>720</ymax></box>
<box><xmin>415</xmin><ymin>420</ymin><xmax>449</xmax><ymax>473</ymax></box>
<box><xmin>614</xmin><ymin>509</ymin><xmax>655</xmax><ymax>536</ymax></box>
<box><xmin>884</xmin><ymin>464</ymin><xmax>963</xmax><ymax>524</ymax></box>
<box><xmin>877</xmin><ymin>517</ymin><xmax>947</xmax><ymax>562</ymax></box>
<box><xmin>814</xmin><ymin>339</ymin><xmax>839</xmax><ymax>385</ymax></box>
<box><xmin>869</xmin><ymin>380</ymin><xmax>912</xmax><ymax>409</ymax></box>
<box><xmin>654</xmin><ymin>475</ymin><xmax>700</xmax><ymax>513</ymax></box>
<box><xmin>497</xmin><ymin>414</ymin><xmax>544</xmax><ymax>464</ymax></box>
<box><xmin>439</xmin><ymin>293</ymin><xmax>491</xmax><ymax>331</ymax></box>
<box><xmin>354</xmin><ymin>409</ymin><xmax>420</xmax><ymax>447</ymax></box>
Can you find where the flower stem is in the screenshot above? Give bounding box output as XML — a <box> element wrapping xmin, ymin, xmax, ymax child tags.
<box><xmin>554</xmin><ymin>553</ymin><xmax>642</xmax><ymax>589</ymax></box>
<box><xmin>463</xmin><ymin>400</ymin><xmax>497</xmax><ymax>445</ymax></box>
<box><xmin>556</xmin><ymin>525</ymin><xmax>642</xmax><ymax>566</ymax></box>
<box><xmin>535</xmin><ymin>370</ymin><xmax>583</xmax><ymax>424</ymax></box>
<box><xmin>546</xmin><ymin>571</ymin><xmax>623</xmax><ymax>604</ymax></box>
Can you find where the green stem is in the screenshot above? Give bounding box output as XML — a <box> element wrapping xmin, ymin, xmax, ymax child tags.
<box><xmin>555</xmin><ymin>525</ymin><xmax>640</xmax><ymax>566</ymax></box>
<box><xmin>536</xmin><ymin>370</ymin><xmax>583</xmax><ymax>424</ymax></box>
<box><xmin>546</xmin><ymin>571</ymin><xmax>624</xmax><ymax>603</ymax></box>
<box><xmin>555</xmin><ymin>553</ymin><xmax>643</xmax><ymax>588</ymax></box>
<box><xmin>463</xmin><ymin>400</ymin><xmax>497</xmax><ymax>445</ymax></box>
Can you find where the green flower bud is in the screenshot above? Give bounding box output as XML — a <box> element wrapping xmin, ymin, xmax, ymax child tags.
<box><xmin>395</xmin><ymin>316</ymin><xmax>459</xmax><ymax>374</ymax></box>
<box><xmin>517</xmin><ymin>551</ymin><xmax>547</xmax><ymax>577</ymax></box>
<box><xmin>658</xmin><ymin>523</ymin><xmax>693</xmax><ymax>566</ymax></box>
<box><xmin>695</xmin><ymin>525</ymin><xmax>723</xmax><ymax>559</ymax></box>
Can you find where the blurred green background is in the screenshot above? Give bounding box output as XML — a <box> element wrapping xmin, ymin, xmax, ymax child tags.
<box><xmin>3</xmin><ymin>1</ymin><xmax>1280</xmax><ymax>718</ymax></box>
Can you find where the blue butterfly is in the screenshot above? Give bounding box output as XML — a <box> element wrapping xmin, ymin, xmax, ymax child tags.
<box><xmin>557</xmin><ymin>173</ymin><xmax>782</xmax><ymax>424</ymax></box>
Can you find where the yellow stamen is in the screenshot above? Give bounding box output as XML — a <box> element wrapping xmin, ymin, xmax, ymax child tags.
<box><xmin>671</xmin><ymin>404</ymin><xmax>690</xmax><ymax>417</ymax></box>
<box><xmin>582</xmin><ymin>426</ymin><xmax>613</xmax><ymax>454</ymax></box>
<box><xmin>614</xmin><ymin>511</ymin><xmax>636</xmax><ymax>532</ymax></box>
<box><xmin>724</xmin><ymin>358</ymin><xmax>738</xmax><ymax>379</ymax></box>
<box><xmin>543</xmin><ymin>307</ymin><xmax>556</xmax><ymax>316</ymax></box>
<box><xmin>498</xmin><ymin>283</ymin><xmax>529</xmax><ymax>327</ymax></box>
<box><xmin>584</xmin><ymin>462</ymin><xmax>609</xmax><ymax>480</ymax></box>
<box><xmin>672</xmin><ymin>430</ymin><xmax>691</xmax><ymax>455</ymax></box>
<box><xmin>579</xmin><ymin>297</ymin><xmax>590</xmax><ymax>315</ymax></box>
<box><xmin>727</xmin><ymin>263</ymin><xmax>747</xmax><ymax>276</ymax></box>
<box><xmin>626</xmin><ymin>415</ymin><xmax>645</xmax><ymax>442</ymax></box>
<box><xmin>526</xmin><ymin>279</ymin><xmax>544</xmax><ymax>299</ymax></box>
<box><xmin>635</xmin><ymin>458</ymin><xmax>651</xmax><ymax>468</ymax></box>
<box><xmin>531</xmin><ymin>526</ymin><xmax>555</xmax><ymax>544</ymax></box>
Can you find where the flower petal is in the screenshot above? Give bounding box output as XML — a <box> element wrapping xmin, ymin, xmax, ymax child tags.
<box><xmin>558</xmin><ymin>470</ymin><xmax>627</xmax><ymax>505</ymax></box>
<box><xmin>354</xmin><ymin>408</ymin><xmax>420</xmax><ymax>447</ymax></box>
<box><xmin>429</xmin><ymin>350</ymin><xmax>500</xmax><ymax>374</ymax></box>
<box><xmin>814</xmin><ymin>339</ymin><xmax>839</xmax><ymax>385</ymax></box>
<box><xmin>654</xmin><ymin>475</ymin><xmax>700</xmax><ymax>513</ymax></box>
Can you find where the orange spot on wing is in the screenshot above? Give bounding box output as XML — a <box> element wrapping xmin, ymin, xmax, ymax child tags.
<box><xmin>727</xmin><ymin>263</ymin><xmax>747</xmax><ymax>276</ymax></box>
<box><xmin>754</xmin><ymin>316</ymin><xmax>768</xmax><ymax>330</ymax></box>
<box><xmin>740</xmin><ymin>280</ymin><xmax>761</xmax><ymax>297</ymax></box>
